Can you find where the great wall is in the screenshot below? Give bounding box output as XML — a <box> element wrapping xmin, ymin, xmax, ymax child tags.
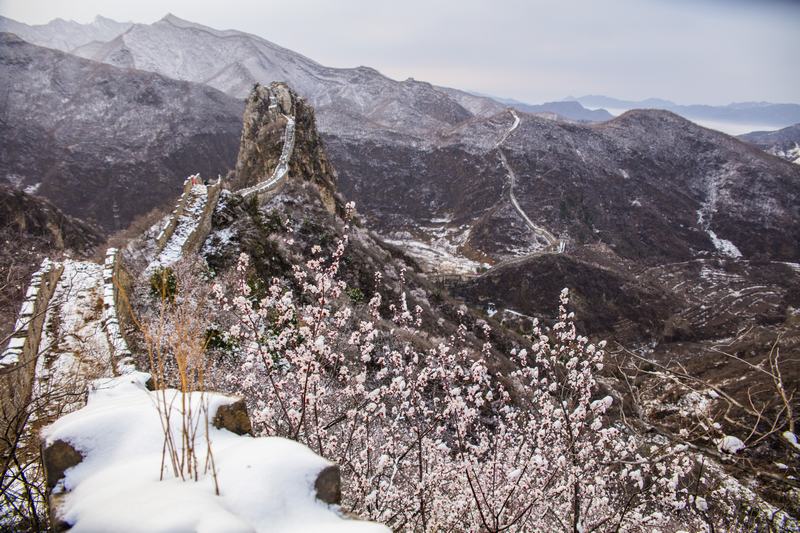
<box><xmin>0</xmin><ymin>83</ymin><xmax>360</xmax><ymax>530</ymax></box>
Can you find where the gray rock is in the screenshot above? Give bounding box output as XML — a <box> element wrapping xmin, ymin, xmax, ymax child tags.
<box><xmin>41</xmin><ymin>439</ymin><xmax>82</xmax><ymax>490</ymax></box>
<box><xmin>212</xmin><ymin>399</ymin><xmax>252</xmax><ymax>436</ymax></box>
<box><xmin>314</xmin><ymin>464</ymin><xmax>341</xmax><ymax>505</ymax></box>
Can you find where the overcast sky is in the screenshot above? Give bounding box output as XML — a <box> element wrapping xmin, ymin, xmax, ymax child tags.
<box><xmin>1</xmin><ymin>0</ymin><xmax>798</xmax><ymax>105</ymax></box>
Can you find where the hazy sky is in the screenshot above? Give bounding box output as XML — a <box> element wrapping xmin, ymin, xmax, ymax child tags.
<box><xmin>1</xmin><ymin>0</ymin><xmax>798</xmax><ymax>105</ymax></box>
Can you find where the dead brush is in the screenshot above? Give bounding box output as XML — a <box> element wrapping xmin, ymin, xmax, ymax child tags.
<box><xmin>116</xmin><ymin>257</ymin><xmax>220</xmax><ymax>493</ymax></box>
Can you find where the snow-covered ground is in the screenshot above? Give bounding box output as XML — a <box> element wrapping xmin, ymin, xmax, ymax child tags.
<box><xmin>36</xmin><ymin>260</ymin><xmax>113</xmax><ymax>407</ymax></box>
<box><xmin>697</xmin><ymin>208</ymin><xmax>742</xmax><ymax>258</ymax></box>
<box><xmin>43</xmin><ymin>372</ymin><xmax>388</xmax><ymax>533</ymax></box>
<box><xmin>767</xmin><ymin>142</ymin><xmax>800</xmax><ymax>165</ymax></box>
<box><xmin>146</xmin><ymin>183</ymin><xmax>208</xmax><ymax>274</ymax></box>
<box><xmin>384</xmin><ymin>234</ymin><xmax>486</xmax><ymax>275</ymax></box>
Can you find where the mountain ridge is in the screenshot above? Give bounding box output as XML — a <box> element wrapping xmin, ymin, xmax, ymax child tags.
<box><xmin>573</xmin><ymin>94</ymin><xmax>800</xmax><ymax>129</ymax></box>
<box><xmin>0</xmin><ymin>32</ymin><xmax>243</xmax><ymax>231</ymax></box>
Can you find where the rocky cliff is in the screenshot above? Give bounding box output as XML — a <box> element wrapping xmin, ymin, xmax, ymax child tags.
<box><xmin>233</xmin><ymin>82</ymin><xmax>339</xmax><ymax>213</ymax></box>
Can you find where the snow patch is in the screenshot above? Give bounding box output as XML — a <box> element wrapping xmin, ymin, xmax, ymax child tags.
<box><xmin>706</xmin><ymin>229</ymin><xmax>742</xmax><ymax>258</ymax></box>
<box><xmin>717</xmin><ymin>435</ymin><xmax>745</xmax><ymax>454</ymax></box>
<box><xmin>783</xmin><ymin>431</ymin><xmax>800</xmax><ymax>451</ymax></box>
<box><xmin>697</xmin><ymin>208</ymin><xmax>742</xmax><ymax>258</ymax></box>
<box><xmin>43</xmin><ymin>373</ymin><xmax>388</xmax><ymax>532</ymax></box>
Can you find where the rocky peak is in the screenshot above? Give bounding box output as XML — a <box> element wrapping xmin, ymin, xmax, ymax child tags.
<box><xmin>157</xmin><ymin>13</ymin><xmax>197</xmax><ymax>28</ymax></box>
<box><xmin>233</xmin><ymin>82</ymin><xmax>340</xmax><ymax>213</ymax></box>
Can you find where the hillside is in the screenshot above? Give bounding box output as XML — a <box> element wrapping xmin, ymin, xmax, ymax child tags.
<box><xmin>66</xmin><ymin>14</ymin><xmax>503</xmax><ymax>138</ymax></box>
<box><xmin>0</xmin><ymin>186</ymin><xmax>102</xmax><ymax>339</ymax></box>
<box><xmin>331</xmin><ymin>108</ymin><xmax>800</xmax><ymax>270</ymax></box>
<box><xmin>0</xmin><ymin>32</ymin><xmax>243</xmax><ymax>231</ymax></box>
<box><xmin>740</xmin><ymin>123</ymin><xmax>800</xmax><ymax>165</ymax></box>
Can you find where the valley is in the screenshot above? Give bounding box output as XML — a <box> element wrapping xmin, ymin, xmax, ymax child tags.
<box><xmin>0</xmin><ymin>9</ymin><xmax>798</xmax><ymax>532</ymax></box>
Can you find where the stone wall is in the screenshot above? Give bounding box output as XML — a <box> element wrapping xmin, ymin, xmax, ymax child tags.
<box><xmin>154</xmin><ymin>176</ymin><xmax>197</xmax><ymax>252</ymax></box>
<box><xmin>102</xmin><ymin>248</ymin><xmax>134</xmax><ymax>375</ymax></box>
<box><xmin>1</xmin><ymin>259</ymin><xmax>63</xmax><ymax>370</ymax></box>
<box><xmin>238</xmin><ymin>115</ymin><xmax>296</xmax><ymax>199</ymax></box>
<box><xmin>0</xmin><ymin>259</ymin><xmax>63</xmax><ymax>416</ymax></box>
<box><xmin>181</xmin><ymin>178</ymin><xmax>223</xmax><ymax>256</ymax></box>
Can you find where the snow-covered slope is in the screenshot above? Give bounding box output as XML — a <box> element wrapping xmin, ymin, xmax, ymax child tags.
<box><xmin>43</xmin><ymin>373</ymin><xmax>388</xmax><ymax>532</ymax></box>
<box><xmin>63</xmin><ymin>14</ymin><xmax>503</xmax><ymax>137</ymax></box>
<box><xmin>0</xmin><ymin>15</ymin><xmax>130</xmax><ymax>53</ymax></box>
<box><xmin>740</xmin><ymin>123</ymin><xmax>800</xmax><ymax>165</ymax></box>
<box><xmin>0</xmin><ymin>33</ymin><xmax>242</xmax><ymax>231</ymax></box>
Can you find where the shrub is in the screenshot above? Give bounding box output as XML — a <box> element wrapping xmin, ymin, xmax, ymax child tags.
<box><xmin>208</xmin><ymin>204</ymin><xmax>718</xmax><ymax>531</ymax></box>
<box><xmin>346</xmin><ymin>286</ymin><xmax>365</xmax><ymax>304</ymax></box>
<box><xmin>149</xmin><ymin>267</ymin><xmax>177</xmax><ymax>302</ymax></box>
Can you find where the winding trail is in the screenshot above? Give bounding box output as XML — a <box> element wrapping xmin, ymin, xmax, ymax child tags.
<box><xmin>430</xmin><ymin>110</ymin><xmax>567</xmax><ymax>284</ymax></box>
<box><xmin>495</xmin><ymin>109</ymin><xmax>563</xmax><ymax>254</ymax></box>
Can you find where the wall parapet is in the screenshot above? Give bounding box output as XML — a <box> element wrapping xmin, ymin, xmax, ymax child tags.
<box><xmin>1</xmin><ymin>259</ymin><xmax>63</xmax><ymax>370</ymax></box>
<box><xmin>154</xmin><ymin>176</ymin><xmax>199</xmax><ymax>253</ymax></box>
<box><xmin>102</xmin><ymin>248</ymin><xmax>134</xmax><ymax>375</ymax></box>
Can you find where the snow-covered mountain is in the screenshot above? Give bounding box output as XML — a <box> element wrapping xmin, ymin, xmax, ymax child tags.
<box><xmin>0</xmin><ymin>14</ymin><xmax>131</xmax><ymax>53</ymax></box>
<box><xmin>331</xmin><ymin>107</ymin><xmax>800</xmax><ymax>268</ymax></box>
<box><xmin>740</xmin><ymin>123</ymin><xmax>800</xmax><ymax>165</ymax></box>
<box><xmin>0</xmin><ymin>33</ymin><xmax>242</xmax><ymax>230</ymax></box>
<box><xmin>62</xmin><ymin>14</ymin><xmax>503</xmax><ymax>138</ymax></box>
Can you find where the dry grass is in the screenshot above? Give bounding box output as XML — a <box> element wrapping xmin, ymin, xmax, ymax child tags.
<box><xmin>117</xmin><ymin>258</ymin><xmax>220</xmax><ymax>491</ymax></box>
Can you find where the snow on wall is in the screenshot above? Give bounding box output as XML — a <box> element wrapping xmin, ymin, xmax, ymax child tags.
<box><xmin>154</xmin><ymin>176</ymin><xmax>198</xmax><ymax>251</ymax></box>
<box><xmin>181</xmin><ymin>178</ymin><xmax>223</xmax><ymax>257</ymax></box>
<box><xmin>35</xmin><ymin>261</ymin><xmax>115</xmax><ymax>405</ymax></box>
<box><xmin>102</xmin><ymin>248</ymin><xmax>134</xmax><ymax>374</ymax></box>
<box><xmin>1</xmin><ymin>259</ymin><xmax>61</xmax><ymax>367</ymax></box>
<box><xmin>146</xmin><ymin>177</ymin><xmax>223</xmax><ymax>274</ymax></box>
<box><xmin>239</xmin><ymin>114</ymin><xmax>296</xmax><ymax>198</ymax></box>
<box><xmin>43</xmin><ymin>373</ymin><xmax>388</xmax><ymax>533</ymax></box>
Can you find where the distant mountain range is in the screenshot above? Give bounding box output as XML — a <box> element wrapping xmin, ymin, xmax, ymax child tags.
<box><xmin>0</xmin><ymin>14</ymin><xmax>131</xmax><ymax>52</ymax></box>
<box><xmin>485</xmin><ymin>97</ymin><xmax>614</xmax><ymax>122</ymax></box>
<box><xmin>569</xmin><ymin>94</ymin><xmax>800</xmax><ymax>130</ymax></box>
<box><xmin>12</xmin><ymin>13</ymin><xmax>502</xmax><ymax>139</ymax></box>
<box><xmin>473</xmin><ymin>93</ymin><xmax>800</xmax><ymax>133</ymax></box>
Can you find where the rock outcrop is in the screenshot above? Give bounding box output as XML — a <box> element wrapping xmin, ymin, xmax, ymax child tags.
<box><xmin>234</xmin><ymin>82</ymin><xmax>340</xmax><ymax>214</ymax></box>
